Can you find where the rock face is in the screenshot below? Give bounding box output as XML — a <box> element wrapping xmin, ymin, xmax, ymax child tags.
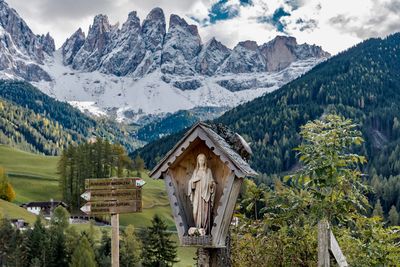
<box><xmin>61</xmin><ymin>28</ymin><xmax>85</xmax><ymax>65</ymax></box>
<box><xmin>196</xmin><ymin>38</ymin><xmax>230</xmax><ymax>75</ymax></box>
<box><xmin>99</xmin><ymin>11</ymin><xmax>146</xmax><ymax>76</ymax></box>
<box><xmin>0</xmin><ymin>2</ymin><xmax>331</xmax><ymax>122</ymax></box>
<box><xmin>161</xmin><ymin>14</ymin><xmax>202</xmax><ymax>75</ymax></box>
<box><xmin>61</xmin><ymin>9</ymin><xmax>329</xmax><ymax>80</ymax></box>
<box><xmin>260</xmin><ymin>36</ymin><xmax>330</xmax><ymax>72</ymax></box>
<box><xmin>0</xmin><ymin>0</ymin><xmax>54</xmax><ymax>81</ymax></box>
<box><xmin>217</xmin><ymin>41</ymin><xmax>266</xmax><ymax>73</ymax></box>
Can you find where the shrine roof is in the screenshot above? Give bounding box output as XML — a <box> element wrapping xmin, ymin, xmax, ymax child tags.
<box><xmin>150</xmin><ymin>122</ymin><xmax>257</xmax><ymax>179</ymax></box>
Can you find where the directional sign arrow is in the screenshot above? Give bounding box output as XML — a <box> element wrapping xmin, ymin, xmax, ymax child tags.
<box><xmin>81</xmin><ymin>191</ymin><xmax>91</xmax><ymax>201</ymax></box>
<box><xmin>135</xmin><ymin>179</ymin><xmax>146</xmax><ymax>188</ymax></box>
<box><xmin>80</xmin><ymin>189</ymin><xmax>141</xmax><ymax>202</ymax></box>
<box><xmin>80</xmin><ymin>200</ymin><xmax>142</xmax><ymax>215</ymax></box>
<box><xmin>80</xmin><ymin>203</ymin><xmax>91</xmax><ymax>214</ymax></box>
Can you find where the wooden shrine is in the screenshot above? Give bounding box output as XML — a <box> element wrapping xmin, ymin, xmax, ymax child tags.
<box><xmin>150</xmin><ymin>122</ymin><xmax>257</xmax><ymax>250</ymax></box>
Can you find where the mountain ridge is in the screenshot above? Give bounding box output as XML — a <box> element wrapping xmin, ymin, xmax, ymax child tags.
<box><xmin>136</xmin><ymin>32</ymin><xmax>400</xmax><ymax>179</ymax></box>
<box><xmin>0</xmin><ymin>1</ymin><xmax>330</xmax><ymax>123</ymax></box>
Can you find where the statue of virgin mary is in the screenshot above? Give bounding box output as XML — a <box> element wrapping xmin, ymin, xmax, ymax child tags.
<box><xmin>187</xmin><ymin>153</ymin><xmax>216</xmax><ymax>234</ymax></box>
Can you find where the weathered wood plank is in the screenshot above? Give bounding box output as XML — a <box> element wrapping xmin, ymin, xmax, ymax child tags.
<box><xmin>164</xmin><ymin>173</ymin><xmax>187</xmax><ymax>242</ymax></box>
<box><xmin>217</xmin><ymin>178</ymin><xmax>242</xmax><ymax>247</ymax></box>
<box><xmin>318</xmin><ymin>220</ymin><xmax>330</xmax><ymax>267</ymax></box>
<box><xmin>111</xmin><ymin>214</ymin><xmax>119</xmax><ymax>267</ymax></box>
<box><xmin>211</xmin><ymin>172</ymin><xmax>235</xmax><ymax>247</ymax></box>
<box><xmin>330</xmin><ymin>230</ymin><xmax>348</xmax><ymax>267</ymax></box>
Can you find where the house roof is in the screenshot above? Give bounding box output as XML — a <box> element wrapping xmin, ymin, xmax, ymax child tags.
<box><xmin>20</xmin><ymin>201</ymin><xmax>68</xmax><ymax>208</ymax></box>
<box><xmin>150</xmin><ymin>122</ymin><xmax>257</xmax><ymax>179</ymax></box>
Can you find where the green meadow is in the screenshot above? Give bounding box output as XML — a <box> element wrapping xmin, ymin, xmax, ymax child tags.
<box><xmin>0</xmin><ymin>144</ymin><xmax>195</xmax><ymax>266</ymax></box>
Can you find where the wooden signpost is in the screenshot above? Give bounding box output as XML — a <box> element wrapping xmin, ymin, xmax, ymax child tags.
<box><xmin>80</xmin><ymin>177</ymin><xmax>144</xmax><ymax>267</ymax></box>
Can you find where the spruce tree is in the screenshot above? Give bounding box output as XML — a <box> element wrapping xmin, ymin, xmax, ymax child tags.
<box><xmin>97</xmin><ymin>230</ymin><xmax>111</xmax><ymax>267</ymax></box>
<box><xmin>48</xmin><ymin>227</ymin><xmax>68</xmax><ymax>267</ymax></box>
<box><xmin>0</xmin><ymin>218</ymin><xmax>15</xmax><ymax>266</ymax></box>
<box><xmin>141</xmin><ymin>215</ymin><xmax>178</xmax><ymax>267</ymax></box>
<box><xmin>27</xmin><ymin>216</ymin><xmax>49</xmax><ymax>266</ymax></box>
<box><xmin>372</xmin><ymin>199</ymin><xmax>384</xmax><ymax>219</ymax></box>
<box><xmin>70</xmin><ymin>236</ymin><xmax>97</xmax><ymax>267</ymax></box>
<box><xmin>120</xmin><ymin>225</ymin><xmax>141</xmax><ymax>267</ymax></box>
<box><xmin>388</xmin><ymin>205</ymin><xmax>399</xmax><ymax>226</ymax></box>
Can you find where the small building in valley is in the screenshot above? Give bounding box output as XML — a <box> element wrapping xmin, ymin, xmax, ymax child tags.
<box><xmin>20</xmin><ymin>200</ymin><xmax>68</xmax><ymax>218</ymax></box>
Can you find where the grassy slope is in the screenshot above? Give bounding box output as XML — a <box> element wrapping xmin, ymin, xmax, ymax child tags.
<box><xmin>0</xmin><ymin>145</ymin><xmax>60</xmax><ymax>204</ymax></box>
<box><xmin>0</xmin><ymin>199</ymin><xmax>37</xmax><ymax>224</ymax></box>
<box><xmin>0</xmin><ymin>145</ymin><xmax>195</xmax><ymax>266</ymax></box>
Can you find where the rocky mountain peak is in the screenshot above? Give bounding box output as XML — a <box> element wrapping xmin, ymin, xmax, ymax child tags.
<box><xmin>196</xmin><ymin>37</ymin><xmax>230</xmax><ymax>75</ymax></box>
<box><xmin>145</xmin><ymin>7</ymin><xmax>164</xmax><ymax>21</ymax></box>
<box><xmin>270</xmin><ymin>35</ymin><xmax>297</xmax><ymax>46</ymax></box>
<box><xmin>58</xmin><ymin>7</ymin><xmax>329</xmax><ymax>79</ymax></box>
<box><xmin>38</xmin><ymin>33</ymin><xmax>56</xmax><ymax>55</ymax></box>
<box><xmin>161</xmin><ymin>14</ymin><xmax>201</xmax><ymax>75</ymax></box>
<box><xmin>169</xmin><ymin>14</ymin><xmax>187</xmax><ymax>29</ymax></box>
<box><xmin>62</xmin><ymin>28</ymin><xmax>85</xmax><ymax>65</ymax></box>
<box><xmin>260</xmin><ymin>35</ymin><xmax>329</xmax><ymax>71</ymax></box>
<box><xmin>142</xmin><ymin>7</ymin><xmax>166</xmax><ymax>52</ymax></box>
<box><xmin>0</xmin><ymin>0</ymin><xmax>54</xmax><ymax>81</ymax></box>
<box><xmin>121</xmin><ymin>11</ymin><xmax>141</xmax><ymax>32</ymax></box>
<box><xmin>217</xmin><ymin>40</ymin><xmax>265</xmax><ymax>73</ymax></box>
<box><xmin>238</xmin><ymin>40</ymin><xmax>259</xmax><ymax>51</ymax></box>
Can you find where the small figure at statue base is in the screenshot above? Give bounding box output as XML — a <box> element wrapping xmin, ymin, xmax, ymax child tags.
<box><xmin>188</xmin><ymin>227</ymin><xmax>206</xmax><ymax>236</ymax></box>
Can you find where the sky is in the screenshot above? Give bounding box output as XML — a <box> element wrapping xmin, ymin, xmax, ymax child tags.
<box><xmin>6</xmin><ymin>0</ymin><xmax>400</xmax><ymax>55</ymax></box>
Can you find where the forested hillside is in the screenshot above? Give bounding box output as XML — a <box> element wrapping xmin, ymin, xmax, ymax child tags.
<box><xmin>0</xmin><ymin>80</ymin><xmax>140</xmax><ymax>154</ymax></box>
<box><xmin>137</xmin><ymin>33</ymin><xmax>400</xmax><ymax>217</ymax></box>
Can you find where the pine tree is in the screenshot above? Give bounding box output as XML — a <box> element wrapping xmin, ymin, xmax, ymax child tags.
<box><xmin>27</xmin><ymin>216</ymin><xmax>49</xmax><ymax>266</ymax></box>
<box><xmin>97</xmin><ymin>230</ymin><xmax>111</xmax><ymax>267</ymax></box>
<box><xmin>120</xmin><ymin>225</ymin><xmax>141</xmax><ymax>267</ymax></box>
<box><xmin>372</xmin><ymin>199</ymin><xmax>384</xmax><ymax>219</ymax></box>
<box><xmin>0</xmin><ymin>218</ymin><xmax>16</xmax><ymax>266</ymax></box>
<box><xmin>48</xmin><ymin>227</ymin><xmax>68</xmax><ymax>267</ymax></box>
<box><xmin>70</xmin><ymin>236</ymin><xmax>97</xmax><ymax>267</ymax></box>
<box><xmin>141</xmin><ymin>215</ymin><xmax>178</xmax><ymax>267</ymax></box>
<box><xmin>134</xmin><ymin>155</ymin><xmax>145</xmax><ymax>177</ymax></box>
<box><xmin>388</xmin><ymin>205</ymin><xmax>399</xmax><ymax>226</ymax></box>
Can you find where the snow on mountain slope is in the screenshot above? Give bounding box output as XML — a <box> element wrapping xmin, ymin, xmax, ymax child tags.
<box><xmin>0</xmin><ymin>1</ymin><xmax>330</xmax><ymax>124</ymax></box>
<box><xmin>32</xmin><ymin>51</ymin><xmax>324</xmax><ymax>123</ymax></box>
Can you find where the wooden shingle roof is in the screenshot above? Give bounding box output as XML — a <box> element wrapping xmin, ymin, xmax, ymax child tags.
<box><xmin>150</xmin><ymin>122</ymin><xmax>257</xmax><ymax>179</ymax></box>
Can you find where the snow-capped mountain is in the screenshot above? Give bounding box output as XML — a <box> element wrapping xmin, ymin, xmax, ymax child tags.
<box><xmin>0</xmin><ymin>1</ymin><xmax>330</xmax><ymax>123</ymax></box>
<box><xmin>0</xmin><ymin>0</ymin><xmax>54</xmax><ymax>81</ymax></box>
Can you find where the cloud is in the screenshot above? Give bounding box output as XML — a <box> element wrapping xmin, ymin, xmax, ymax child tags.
<box><xmin>5</xmin><ymin>0</ymin><xmax>400</xmax><ymax>55</ymax></box>
<box><xmin>257</xmin><ymin>7</ymin><xmax>291</xmax><ymax>32</ymax></box>
<box><xmin>328</xmin><ymin>0</ymin><xmax>400</xmax><ymax>39</ymax></box>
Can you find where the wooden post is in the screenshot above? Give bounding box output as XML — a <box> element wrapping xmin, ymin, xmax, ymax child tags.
<box><xmin>111</xmin><ymin>213</ymin><xmax>119</xmax><ymax>267</ymax></box>
<box><xmin>329</xmin><ymin>230</ymin><xmax>348</xmax><ymax>267</ymax></box>
<box><xmin>318</xmin><ymin>220</ymin><xmax>330</xmax><ymax>267</ymax></box>
<box><xmin>198</xmin><ymin>248</ymin><xmax>211</xmax><ymax>267</ymax></box>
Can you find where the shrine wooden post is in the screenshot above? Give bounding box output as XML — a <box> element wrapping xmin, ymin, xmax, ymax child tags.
<box><xmin>150</xmin><ymin>122</ymin><xmax>257</xmax><ymax>266</ymax></box>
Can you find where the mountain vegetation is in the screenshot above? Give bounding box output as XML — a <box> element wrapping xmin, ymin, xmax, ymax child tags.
<box><xmin>0</xmin><ymin>209</ymin><xmax>178</xmax><ymax>267</ymax></box>
<box><xmin>0</xmin><ymin>80</ymin><xmax>140</xmax><ymax>154</ymax></box>
<box><xmin>0</xmin><ymin>167</ymin><xmax>16</xmax><ymax>202</ymax></box>
<box><xmin>58</xmin><ymin>138</ymin><xmax>133</xmax><ymax>210</ymax></box>
<box><xmin>232</xmin><ymin>116</ymin><xmax>400</xmax><ymax>266</ymax></box>
<box><xmin>136</xmin><ymin>110</ymin><xmax>198</xmax><ymax>142</ymax></box>
<box><xmin>137</xmin><ymin>33</ymin><xmax>400</xmax><ymax>219</ymax></box>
